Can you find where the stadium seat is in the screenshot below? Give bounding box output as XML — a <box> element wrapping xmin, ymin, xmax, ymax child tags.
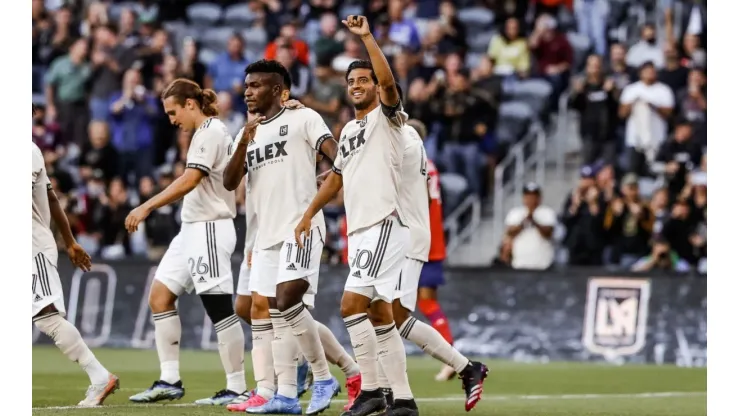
<box><xmin>467</xmin><ymin>30</ymin><xmax>496</xmax><ymax>54</ymax></box>
<box><xmin>198</xmin><ymin>48</ymin><xmax>218</xmax><ymax>66</ymax></box>
<box><xmin>496</xmin><ymin>101</ymin><xmax>534</xmax><ymax>143</ymax></box>
<box><xmin>223</xmin><ymin>4</ymin><xmax>256</xmax><ymax>27</ymax></box>
<box><xmin>201</xmin><ymin>27</ymin><xmax>236</xmax><ymax>52</ymax></box>
<box><xmin>241</xmin><ymin>27</ymin><xmax>268</xmax><ymax>52</ymax></box>
<box><xmin>108</xmin><ymin>2</ymin><xmax>136</xmax><ymax>21</ymax></box>
<box><xmin>566</xmin><ymin>32</ymin><xmax>592</xmax><ymax>70</ymax></box>
<box><xmin>339</xmin><ymin>4</ymin><xmax>364</xmax><ymax>18</ymax></box>
<box><xmin>457</xmin><ymin>7</ymin><xmax>494</xmax><ymax>31</ymax></box>
<box><xmin>186</xmin><ymin>2</ymin><xmax>223</xmax><ymax>27</ymax></box>
<box><xmin>510</xmin><ymin>79</ymin><xmax>553</xmax><ymax>117</ymax></box>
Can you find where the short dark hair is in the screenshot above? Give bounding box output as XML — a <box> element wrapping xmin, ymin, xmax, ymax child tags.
<box><xmin>345</xmin><ymin>60</ymin><xmax>378</xmax><ymax>84</ymax></box>
<box><xmin>395</xmin><ymin>82</ymin><xmax>404</xmax><ymax>104</ymax></box>
<box><xmin>245</xmin><ymin>59</ymin><xmax>292</xmax><ymax>89</ymax></box>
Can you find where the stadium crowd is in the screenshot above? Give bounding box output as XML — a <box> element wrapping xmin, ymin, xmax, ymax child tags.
<box><xmin>32</xmin><ymin>0</ymin><xmax>706</xmax><ymax>272</ymax></box>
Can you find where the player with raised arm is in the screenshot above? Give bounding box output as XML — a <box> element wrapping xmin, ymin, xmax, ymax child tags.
<box><xmin>379</xmin><ymin>115</ymin><xmax>489</xmax><ymax>411</ymax></box>
<box><xmin>32</xmin><ymin>127</ymin><xmax>120</xmax><ymax>407</ymax></box>
<box><xmin>222</xmin><ymin>60</ymin><xmax>341</xmax><ymax>415</ymax></box>
<box><xmin>295</xmin><ymin>16</ymin><xmax>417</xmax><ymax>416</ymax></box>
<box><xmin>125</xmin><ymin>79</ymin><xmax>247</xmax><ymax>406</ymax></box>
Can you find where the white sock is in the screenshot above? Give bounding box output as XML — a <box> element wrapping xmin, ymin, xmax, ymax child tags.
<box><xmin>317</xmin><ymin>321</ymin><xmax>360</xmax><ymax>378</ymax></box>
<box><xmin>251</xmin><ymin>319</ymin><xmax>275</xmax><ymax>399</ymax></box>
<box><xmin>153</xmin><ymin>310</ymin><xmax>181</xmax><ymax>384</ymax></box>
<box><xmin>377</xmin><ymin>360</ymin><xmax>390</xmax><ymax>389</ymax></box>
<box><xmin>271</xmin><ymin>309</ymin><xmax>299</xmax><ymax>399</ymax></box>
<box><xmin>215</xmin><ymin>314</ymin><xmax>247</xmax><ymax>393</ymax></box>
<box><xmin>375</xmin><ymin>323</ymin><xmax>413</xmax><ymax>400</ymax></box>
<box><xmin>343</xmin><ymin>313</ymin><xmax>379</xmax><ymax>391</ymax></box>
<box><xmin>400</xmin><ymin>317</ymin><xmax>469</xmax><ymax>373</ymax></box>
<box><xmin>282</xmin><ymin>303</ymin><xmax>331</xmax><ymax>382</ymax></box>
<box><xmin>34</xmin><ymin>312</ymin><xmax>110</xmax><ymax>386</ymax></box>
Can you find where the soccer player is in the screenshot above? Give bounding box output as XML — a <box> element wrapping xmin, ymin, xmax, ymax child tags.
<box><xmin>32</xmin><ymin>139</ymin><xmax>120</xmax><ymax>407</ymax></box>
<box><xmin>223</xmin><ymin>60</ymin><xmax>341</xmax><ymax>415</ymax></box>
<box><xmin>379</xmin><ymin>115</ymin><xmax>488</xmax><ymax>411</ymax></box>
<box><xmin>296</xmin><ymin>15</ymin><xmax>417</xmax><ymax>416</ymax></box>
<box><xmin>125</xmin><ymin>79</ymin><xmax>247</xmax><ymax>405</ymax></box>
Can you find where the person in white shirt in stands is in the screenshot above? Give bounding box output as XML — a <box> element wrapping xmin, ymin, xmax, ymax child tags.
<box><xmin>504</xmin><ymin>182</ymin><xmax>557</xmax><ymax>270</ymax></box>
<box><xmin>619</xmin><ymin>62</ymin><xmax>675</xmax><ymax>173</ymax></box>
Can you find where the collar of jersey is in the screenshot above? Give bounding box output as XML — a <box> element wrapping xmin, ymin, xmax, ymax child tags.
<box><xmin>260</xmin><ymin>107</ymin><xmax>286</xmax><ymax>125</ymax></box>
<box><xmin>196</xmin><ymin>116</ymin><xmax>216</xmax><ymax>132</ymax></box>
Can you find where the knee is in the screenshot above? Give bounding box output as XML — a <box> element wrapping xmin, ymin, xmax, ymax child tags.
<box><xmin>366</xmin><ymin>305</ymin><xmax>385</xmax><ymax>326</ymax></box>
<box><xmin>251</xmin><ymin>295</ymin><xmax>271</xmax><ymax>319</ymax></box>
<box><xmin>149</xmin><ymin>289</ymin><xmax>177</xmax><ymax>314</ymax></box>
<box><xmin>235</xmin><ymin>296</ymin><xmax>252</xmax><ymax>325</ymax></box>
<box><xmin>392</xmin><ymin>303</ymin><xmax>410</xmax><ymax>329</ymax></box>
<box><xmin>340</xmin><ymin>293</ymin><xmax>369</xmax><ymax>318</ymax></box>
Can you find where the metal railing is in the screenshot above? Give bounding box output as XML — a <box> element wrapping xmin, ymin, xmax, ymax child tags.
<box><xmin>443</xmin><ymin>194</ymin><xmax>481</xmax><ymax>253</ymax></box>
<box><xmin>491</xmin><ymin>125</ymin><xmax>547</xmax><ymax>251</ymax></box>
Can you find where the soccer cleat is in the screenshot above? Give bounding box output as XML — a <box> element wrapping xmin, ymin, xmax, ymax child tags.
<box><xmin>339</xmin><ymin>388</ymin><xmax>386</xmax><ymax>416</ymax></box>
<box><xmin>460</xmin><ymin>361</ymin><xmax>489</xmax><ymax>411</ymax></box>
<box><xmin>297</xmin><ymin>359</ymin><xmax>311</xmax><ymax>398</ymax></box>
<box><xmin>381</xmin><ymin>388</ymin><xmax>394</xmax><ymax>411</ymax></box>
<box><xmin>387</xmin><ymin>398</ymin><xmax>420</xmax><ymax>416</ymax></box>
<box><xmin>77</xmin><ymin>373</ymin><xmax>120</xmax><ymax>407</ymax></box>
<box><xmin>225</xmin><ymin>389</ymin><xmax>253</xmax><ymax>409</ymax></box>
<box><xmin>228</xmin><ymin>392</ymin><xmax>268</xmax><ymax>412</ymax></box>
<box><xmin>435</xmin><ymin>364</ymin><xmax>457</xmax><ymax>382</ymax></box>
<box><xmin>129</xmin><ymin>380</ymin><xmax>184</xmax><ymax>403</ymax></box>
<box><xmin>306</xmin><ymin>377</ymin><xmax>341</xmax><ymax>415</ymax></box>
<box><xmin>343</xmin><ymin>374</ymin><xmax>362</xmax><ymax>411</ymax></box>
<box><xmin>194</xmin><ymin>389</ymin><xmax>240</xmax><ymax>405</ymax></box>
<box><xmin>246</xmin><ymin>394</ymin><xmax>302</xmax><ymax>414</ymax></box>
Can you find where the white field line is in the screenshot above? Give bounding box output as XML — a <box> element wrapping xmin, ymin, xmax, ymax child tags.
<box><xmin>32</xmin><ymin>391</ymin><xmax>707</xmax><ymax>411</ymax></box>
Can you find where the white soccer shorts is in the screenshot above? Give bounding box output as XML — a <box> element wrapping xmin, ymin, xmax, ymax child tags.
<box><xmin>394</xmin><ymin>257</ymin><xmax>425</xmax><ymax>312</ymax></box>
<box><xmin>236</xmin><ymin>249</ymin><xmax>256</xmax><ymax>296</ymax></box>
<box><xmin>345</xmin><ymin>214</ymin><xmax>410</xmax><ymax>303</ymax></box>
<box><xmin>248</xmin><ymin>227</ymin><xmax>323</xmax><ymax>308</ymax></box>
<box><xmin>32</xmin><ymin>252</ymin><xmax>66</xmax><ymax>318</ymax></box>
<box><xmin>155</xmin><ymin>219</ymin><xmax>236</xmax><ymax>296</ymax></box>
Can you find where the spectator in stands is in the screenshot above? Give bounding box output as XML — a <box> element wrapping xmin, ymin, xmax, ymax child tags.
<box><xmin>504</xmin><ymin>182</ymin><xmax>557</xmax><ymax>270</ymax></box>
<box><xmin>89</xmin><ymin>24</ymin><xmax>136</xmax><ymax>121</ymax></box>
<box><xmin>433</xmin><ymin>68</ymin><xmax>494</xmax><ymax>197</ymax></box>
<box><xmin>138</xmin><ymin>29</ymin><xmax>171</xmax><ymax>89</ymax></box>
<box><xmin>681</xmin><ymin>33</ymin><xmax>706</xmax><ymax>68</ymax></box>
<box><xmin>45</xmin><ymin>38</ymin><xmax>91</xmax><ymax>145</ymax></box>
<box><xmin>605</xmin><ymin>43</ymin><xmax>634</xmax><ymax>93</ymax></box>
<box><xmin>492</xmin><ymin>0</ymin><xmax>528</xmax><ymax>29</ymax></box>
<box><xmin>301</xmin><ymin>59</ymin><xmax>344</xmax><ymax>127</ymax></box>
<box><xmin>93</xmin><ymin>177</ymin><xmax>132</xmax><ymax>259</ymax></box>
<box><xmin>332</xmin><ymin>36</ymin><xmax>366</xmax><ymax>73</ymax></box>
<box><xmin>529</xmin><ymin>14</ymin><xmax>573</xmax><ymax>110</ymax></box>
<box><xmin>205</xmin><ymin>32</ymin><xmax>250</xmax><ymax>110</ymax></box>
<box><xmin>275</xmin><ymin>44</ymin><xmax>311</xmax><ymax>99</ymax></box>
<box><xmin>134</xmin><ymin>0</ymin><xmax>160</xmax><ymax>24</ymax></box>
<box><xmin>676</xmin><ymin>68</ymin><xmax>707</xmax><ymax>145</ymax></box>
<box><xmin>45</xmin><ymin>5</ymin><xmax>79</xmax><ymax>66</ymax></box>
<box><xmin>487</xmin><ymin>17</ymin><xmax>531</xmax><ymax>79</ymax></box>
<box><xmin>569</xmin><ymin>54</ymin><xmax>618</xmax><ymax>165</ymax></box>
<box><xmin>179</xmin><ymin>37</ymin><xmax>207</xmax><ymax>87</ymax></box>
<box><xmin>650</xmin><ymin>187</ymin><xmax>671</xmax><ymax>235</ymax></box>
<box><xmin>655</xmin><ymin>119</ymin><xmax>703</xmax><ymax>198</ymax></box>
<box><xmin>386</xmin><ymin>0</ymin><xmax>421</xmax><ymax>52</ymax></box>
<box><xmin>626</xmin><ymin>23</ymin><xmax>664</xmax><ymax>69</ymax></box>
<box><xmin>108</xmin><ymin>69</ymin><xmax>159</xmax><ymax>186</ymax></box>
<box><xmin>436</xmin><ymin>0</ymin><xmax>467</xmax><ymax>55</ymax></box>
<box><xmin>562</xmin><ymin>166</ymin><xmax>607</xmax><ymax>265</ymax></box>
<box><xmin>631</xmin><ymin>234</ymin><xmax>690</xmax><ymax>272</ymax></box>
<box><xmin>619</xmin><ymin>62</ymin><xmax>674</xmax><ymax>175</ymax></box>
<box><xmin>595</xmin><ymin>163</ymin><xmax>617</xmax><ymax>202</ymax></box>
<box><xmin>32</xmin><ymin>105</ymin><xmax>64</xmax><ymax>156</ymax></box>
<box><xmin>217</xmin><ymin>91</ymin><xmax>245</xmax><ymax>138</ymax></box>
<box><xmin>313</xmin><ymin>13</ymin><xmax>345</xmax><ymax>63</ymax></box>
<box><xmin>604</xmin><ymin>173</ymin><xmax>653</xmax><ymax>268</ymax></box>
<box><xmin>661</xmin><ymin>198</ymin><xmax>695</xmax><ymax>264</ymax></box>
<box><xmin>658</xmin><ymin>43</ymin><xmax>689</xmax><ymax>96</ymax></box>
<box><xmin>118</xmin><ymin>7</ymin><xmax>141</xmax><ymax>48</ymax></box>
<box><xmin>573</xmin><ymin>0</ymin><xmax>609</xmax><ymax>57</ymax></box>
<box><xmin>493</xmin><ymin>236</ymin><xmax>513</xmax><ymax>267</ymax></box>
<box><xmin>139</xmin><ymin>175</ymin><xmax>180</xmax><ymax>260</ymax></box>
<box><xmin>80</xmin><ymin>121</ymin><xmax>118</xmax><ymax>183</ymax></box>
<box><xmin>264</xmin><ymin>21</ymin><xmax>310</xmax><ymax>65</ymax></box>
<box><xmin>688</xmin><ymin>173</ymin><xmax>707</xmax><ymax>270</ymax></box>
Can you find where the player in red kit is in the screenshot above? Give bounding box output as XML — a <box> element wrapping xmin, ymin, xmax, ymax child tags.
<box><xmin>406</xmin><ymin>120</ymin><xmax>457</xmax><ymax>382</ymax></box>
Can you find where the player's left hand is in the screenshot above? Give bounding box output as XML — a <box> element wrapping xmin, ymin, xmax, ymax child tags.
<box><xmin>67</xmin><ymin>243</ymin><xmax>92</xmax><ymax>272</ymax></box>
<box><xmin>125</xmin><ymin>205</ymin><xmax>151</xmax><ymax>233</ymax></box>
<box><xmin>284</xmin><ymin>99</ymin><xmax>305</xmax><ymax>109</ymax></box>
<box><xmin>294</xmin><ymin>215</ymin><xmax>312</xmax><ymax>249</ymax></box>
<box><xmin>342</xmin><ymin>15</ymin><xmax>371</xmax><ymax>37</ymax></box>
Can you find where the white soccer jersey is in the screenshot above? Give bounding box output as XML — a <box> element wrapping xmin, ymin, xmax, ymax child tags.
<box><xmin>32</xmin><ymin>143</ymin><xmax>58</xmax><ymax>264</ymax></box>
<box><xmin>244</xmin><ymin>107</ymin><xmax>331</xmax><ymax>249</ymax></box>
<box><xmin>333</xmin><ymin>102</ymin><xmax>409</xmax><ymax>235</ymax></box>
<box><xmin>181</xmin><ymin>117</ymin><xmax>237</xmax><ymax>223</ymax></box>
<box><xmin>399</xmin><ymin>126</ymin><xmax>431</xmax><ymax>262</ymax></box>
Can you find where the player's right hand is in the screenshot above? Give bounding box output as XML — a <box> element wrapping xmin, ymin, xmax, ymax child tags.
<box><xmin>294</xmin><ymin>215</ymin><xmax>312</xmax><ymax>249</ymax></box>
<box><xmin>67</xmin><ymin>243</ymin><xmax>92</xmax><ymax>272</ymax></box>
<box><xmin>240</xmin><ymin>115</ymin><xmax>265</xmax><ymax>145</ymax></box>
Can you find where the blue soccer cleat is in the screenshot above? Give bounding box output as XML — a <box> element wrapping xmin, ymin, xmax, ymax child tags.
<box><xmin>306</xmin><ymin>376</ymin><xmax>341</xmax><ymax>415</ymax></box>
<box><xmin>129</xmin><ymin>380</ymin><xmax>185</xmax><ymax>403</ymax></box>
<box><xmin>297</xmin><ymin>359</ymin><xmax>312</xmax><ymax>398</ymax></box>
<box><xmin>246</xmin><ymin>394</ymin><xmax>302</xmax><ymax>415</ymax></box>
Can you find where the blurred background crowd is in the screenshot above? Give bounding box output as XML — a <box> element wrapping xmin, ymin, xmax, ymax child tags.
<box><xmin>32</xmin><ymin>0</ymin><xmax>706</xmax><ymax>273</ymax></box>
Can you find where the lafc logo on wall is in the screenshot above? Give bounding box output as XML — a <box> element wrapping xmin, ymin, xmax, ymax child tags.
<box><xmin>582</xmin><ymin>278</ymin><xmax>651</xmax><ymax>358</ymax></box>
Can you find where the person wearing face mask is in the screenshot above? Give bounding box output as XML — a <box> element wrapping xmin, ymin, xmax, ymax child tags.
<box><xmin>626</xmin><ymin>23</ymin><xmax>665</xmax><ymax>69</ymax></box>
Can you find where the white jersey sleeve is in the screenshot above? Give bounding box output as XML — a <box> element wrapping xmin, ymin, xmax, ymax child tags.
<box><xmin>302</xmin><ymin>108</ymin><xmax>334</xmax><ymax>152</ymax></box>
<box><xmin>181</xmin><ymin>117</ymin><xmax>237</xmax><ymax>223</ymax></box>
<box><xmin>32</xmin><ymin>143</ymin><xmax>58</xmax><ymax>263</ymax></box>
<box><xmin>399</xmin><ymin>126</ymin><xmax>431</xmax><ymax>261</ymax></box>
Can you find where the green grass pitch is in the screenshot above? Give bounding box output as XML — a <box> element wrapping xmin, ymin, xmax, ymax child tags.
<box><xmin>32</xmin><ymin>346</ymin><xmax>706</xmax><ymax>415</ymax></box>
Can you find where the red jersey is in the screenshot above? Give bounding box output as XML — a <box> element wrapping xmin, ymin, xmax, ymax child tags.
<box><xmin>426</xmin><ymin>160</ymin><xmax>446</xmax><ymax>261</ymax></box>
